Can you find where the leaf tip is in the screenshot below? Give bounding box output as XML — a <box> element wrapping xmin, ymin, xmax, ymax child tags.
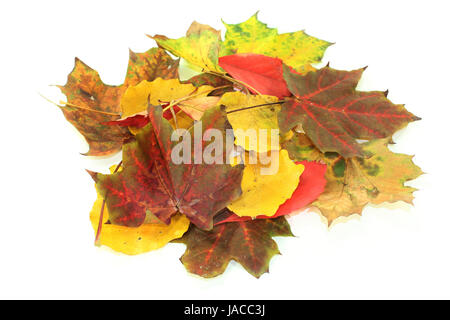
<box><xmin>86</xmin><ymin>170</ymin><xmax>99</xmax><ymax>182</ymax></box>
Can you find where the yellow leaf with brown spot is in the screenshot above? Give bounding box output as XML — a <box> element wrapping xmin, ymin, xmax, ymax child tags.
<box><xmin>282</xmin><ymin>132</ymin><xmax>424</xmax><ymax>224</ymax></box>
<box><xmin>219</xmin><ymin>92</ymin><xmax>280</xmax><ymax>153</ymax></box>
<box><xmin>90</xmin><ymin>190</ymin><xmax>190</xmax><ymax>255</ymax></box>
<box><xmin>228</xmin><ymin>150</ymin><xmax>304</xmax><ymax>217</ymax></box>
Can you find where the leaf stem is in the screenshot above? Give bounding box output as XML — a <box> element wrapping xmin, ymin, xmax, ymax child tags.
<box><xmin>95</xmin><ymin>161</ymin><xmax>123</xmax><ymax>247</ymax></box>
<box><xmin>226</xmin><ymin>101</ymin><xmax>285</xmax><ymax>114</ymax></box>
<box><xmin>40</xmin><ymin>93</ymin><xmax>121</xmax><ymax>116</ymax></box>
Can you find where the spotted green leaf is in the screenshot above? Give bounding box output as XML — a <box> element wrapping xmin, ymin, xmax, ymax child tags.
<box><xmin>282</xmin><ymin>132</ymin><xmax>423</xmax><ymax>224</ymax></box>
<box><xmin>221</xmin><ymin>13</ymin><xmax>332</xmax><ymax>72</ymax></box>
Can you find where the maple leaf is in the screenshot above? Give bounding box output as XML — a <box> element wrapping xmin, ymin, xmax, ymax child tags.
<box><xmin>228</xmin><ymin>150</ymin><xmax>304</xmax><ymax>218</ymax></box>
<box><xmin>120</xmin><ymin>78</ymin><xmax>197</xmax><ymax>119</ymax></box>
<box><xmin>58</xmin><ymin>58</ymin><xmax>129</xmax><ymax>156</ymax></box>
<box><xmin>279</xmin><ymin>65</ymin><xmax>421</xmax><ymax>158</ymax></box>
<box><xmin>91</xmin><ymin>105</ymin><xmax>244</xmax><ymax>230</ymax></box>
<box><xmin>219</xmin><ymin>92</ymin><xmax>280</xmax><ymax>153</ymax></box>
<box><xmin>58</xmin><ymin>48</ymin><xmax>179</xmax><ymax>156</ymax></box>
<box><xmin>183</xmin><ymin>72</ymin><xmax>234</xmax><ymax>96</ymax></box>
<box><xmin>151</xmin><ymin>22</ymin><xmax>223</xmax><ymax>73</ymax></box>
<box><xmin>215</xmin><ymin>160</ymin><xmax>327</xmax><ymax>224</ymax></box>
<box><xmin>91</xmin><ymin>188</ymin><xmax>189</xmax><ymax>255</ymax></box>
<box><xmin>282</xmin><ymin>132</ymin><xmax>423</xmax><ymax>224</ymax></box>
<box><xmin>124</xmin><ymin>47</ymin><xmax>179</xmax><ymax>87</ymax></box>
<box><xmin>113</xmin><ymin>78</ymin><xmax>220</xmax><ymax>133</ymax></box>
<box><xmin>221</xmin><ymin>12</ymin><xmax>332</xmax><ymax>72</ymax></box>
<box><xmin>177</xmin><ymin>216</ymin><xmax>294</xmax><ymax>278</ymax></box>
<box><xmin>219</xmin><ymin>53</ymin><xmax>291</xmax><ymax>98</ymax></box>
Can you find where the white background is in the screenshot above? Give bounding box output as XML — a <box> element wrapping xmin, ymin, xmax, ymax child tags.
<box><xmin>1</xmin><ymin>0</ymin><xmax>449</xmax><ymax>299</ymax></box>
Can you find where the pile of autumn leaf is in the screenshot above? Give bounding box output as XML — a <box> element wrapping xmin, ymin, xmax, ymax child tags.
<box><xmin>52</xmin><ymin>14</ymin><xmax>422</xmax><ymax>278</ymax></box>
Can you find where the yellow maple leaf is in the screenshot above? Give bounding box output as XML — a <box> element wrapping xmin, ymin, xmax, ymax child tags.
<box><xmin>90</xmin><ymin>190</ymin><xmax>190</xmax><ymax>255</ymax></box>
<box><xmin>120</xmin><ymin>78</ymin><xmax>218</xmax><ymax>131</ymax></box>
<box><xmin>120</xmin><ymin>78</ymin><xmax>197</xmax><ymax>117</ymax></box>
<box><xmin>228</xmin><ymin>150</ymin><xmax>304</xmax><ymax>217</ymax></box>
<box><xmin>219</xmin><ymin>92</ymin><xmax>280</xmax><ymax>153</ymax></box>
<box><xmin>151</xmin><ymin>22</ymin><xmax>223</xmax><ymax>73</ymax></box>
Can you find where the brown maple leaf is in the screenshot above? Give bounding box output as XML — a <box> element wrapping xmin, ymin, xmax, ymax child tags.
<box><xmin>282</xmin><ymin>132</ymin><xmax>423</xmax><ymax>224</ymax></box>
<box><xmin>58</xmin><ymin>48</ymin><xmax>179</xmax><ymax>156</ymax></box>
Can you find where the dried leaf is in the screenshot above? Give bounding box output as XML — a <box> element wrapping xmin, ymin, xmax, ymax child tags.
<box><xmin>221</xmin><ymin>13</ymin><xmax>331</xmax><ymax>72</ymax></box>
<box><xmin>120</xmin><ymin>78</ymin><xmax>197</xmax><ymax>118</ymax></box>
<box><xmin>91</xmin><ymin>105</ymin><xmax>244</xmax><ymax>230</ymax></box>
<box><xmin>59</xmin><ymin>48</ymin><xmax>180</xmax><ymax>156</ymax></box>
<box><xmin>58</xmin><ymin>58</ymin><xmax>129</xmax><ymax>156</ymax></box>
<box><xmin>215</xmin><ymin>160</ymin><xmax>327</xmax><ymax>224</ymax></box>
<box><xmin>124</xmin><ymin>47</ymin><xmax>179</xmax><ymax>87</ymax></box>
<box><xmin>219</xmin><ymin>53</ymin><xmax>291</xmax><ymax>98</ymax></box>
<box><xmin>282</xmin><ymin>132</ymin><xmax>423</xmax><ymax>224</ymax></box>
<box><xmin>177</xmin><ymin>216</ymin><xmax>293</xmax><ymax>278</ymax></box>
<box><xmin>228</xmin><ymin>150</ymin><xmax>304</xmax><ymax>217</ymax></box>
<box><xmin>219</xmin><ymin>92</ymin><xmax>280</xmax><ymax>153</ymax></box>
<box><xmin>151</xmin><ymin>22</ymin><xmax>223</xmax><ymax>73</ymax></box>
<box><xmin>90</xmin><ymin>189</ymin><xmax>189</xmax><ymax>255</ymax></box>
<box><xmin>279</xmin><ymin>65</ymin><xmax>420</xmax><ymax>158</ymax></box>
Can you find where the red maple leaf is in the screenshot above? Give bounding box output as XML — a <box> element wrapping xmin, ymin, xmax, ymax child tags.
<box><xmin>91</xmin><ymin>105</ymin><xmax>244</xmax><ymax>230</ymax></box>
<box><xmin>219</xmin><ymin>53</ymin><xmax>292</xmax><ymax>98</ymax></box>
<box><xmin>177</xmin><ymin>216</ymin><xmax>294</xmax><ymax>278</ymax></box>
<box><xmin>279</xmin><ymin>65</ymin><xmax>420</xmax><ymax>158</ymax></box>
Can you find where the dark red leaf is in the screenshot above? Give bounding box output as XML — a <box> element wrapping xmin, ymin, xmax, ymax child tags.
<box><xmin>91</xmin><ymin>105</ymin><xmax>244</xmax><ymax>230</ymax></box>
<box><xmin>279</xmin><ymin>65</ymin><xmax>420</xmax><ymax>158</ymax></box>
<box><xmin>178</xmin><ymin>216</ymin><xmax>293</xmax><ymax>278</ymax></box>
<box><xmin>104</xmin><ymin>114</ymin><xmax>150</xmax><ymax>128</ymax></box>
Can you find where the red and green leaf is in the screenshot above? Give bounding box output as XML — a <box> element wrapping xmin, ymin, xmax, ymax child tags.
<box><xmin>91</xmin><ymin>105</ymin><xmax>244</xmax><ymax>230</ymax></box>
<box><xmin>178</xmin><ymin>216</ymin><xmax>294</xmax><ymax>278</ymax></box>
<box><xmin>214</xmin><ymin>161</ymin><xmax>327</xmax><ymax>225</ymax></box>
<box><xmin>279</xmin><ymin>65</ymin><xmax>420</xmax><ymax>158</ymax></box>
